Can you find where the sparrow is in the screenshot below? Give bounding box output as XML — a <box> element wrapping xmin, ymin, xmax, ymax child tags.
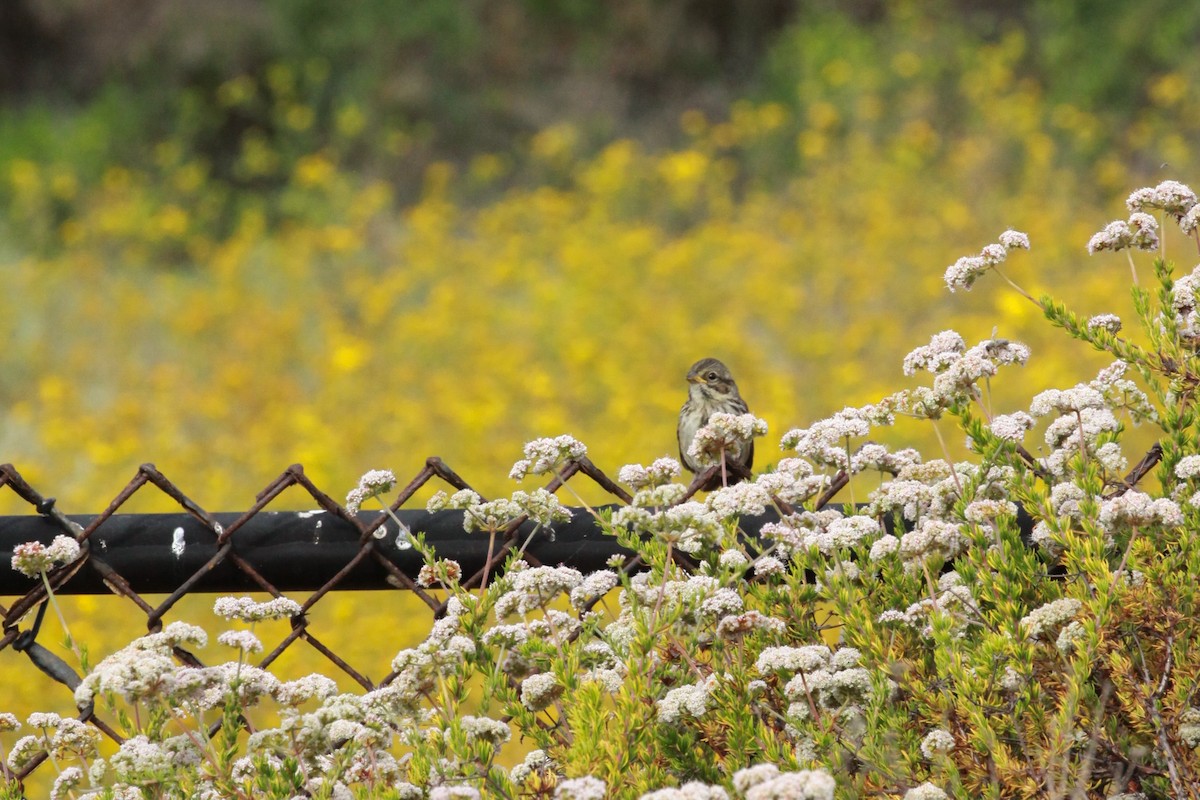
<box><xmin>677</xmin><ymin>357</ymin><xmax>753</xmax><ymax>487</ymax></box>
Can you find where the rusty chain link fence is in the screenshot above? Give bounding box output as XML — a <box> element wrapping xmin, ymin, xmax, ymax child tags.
<box><xmin>0</xmin><ymin>457</ymin><xmax>789</xmax><ymax>789</ymax></box>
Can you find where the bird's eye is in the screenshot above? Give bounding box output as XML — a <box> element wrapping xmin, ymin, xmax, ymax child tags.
<box><xmin>706</xmin><ymin>371</ymin><xmax>718</xmax><ymax>381</ymax></box>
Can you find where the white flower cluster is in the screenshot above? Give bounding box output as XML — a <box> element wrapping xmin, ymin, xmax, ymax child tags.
<box><xmin>345</xmin><ymin>469</ymin><xmax>396</xmax><ymax>514</ymax></box>
<box><xmin>656</xmin><ymin>675</ymin><xmax>715</xmax><ymax>723</ymax></box>
<box><xmin>781</xmin><ymin>404</ymin><xmax>893</xmax><ymax>470</ymax></box>
<box><xmin>613</xmin><ymin>501</ymin><xmax>724</xmax><ymax>554</ymax></box>
<box><xmin>778</xmin><ymin>647</ymin><xmax>874</xmax><ymax>721</ymax></box>
<box><xmin>944</xmin><ymin>229</ymin><xmax>1030</xmax><ymax>292</ymax></box>
<box><xmin>876</xmin><ymin>572</ymin><xmax>978</xmax><ymax>638</ymax></box>
<box><xmin>213</xmin><ymin>595</ymin><xmax>302</xmax><ymax>622</ymax></box>
<box><xmin>1126</xmin><ymin>179</ymin><xmax>1197</xmax><ymax>220</ymax></box>
<box><xmin>1179</xmin><ymin>707</ymin><xmax>1200</xmax><ymax>748</ymax></box>
<box><xmin>554</xmin><ymin>776</ymin><xmax>607</xmax><ymax>800</ymax></box>
<box><xmin>495</xmin><ymin>565</ymin><xmax>583</xmax><ymax>617</ymax></box>
<box><xmin>509</xmin><ymin>435</ymin><xmax>587</xmax><ymax>480</ymax></box>
<box><xmin>520</xmin><ymin>671</ymin><xmax>562</xmax><ymax>710</ymax></box>
<box><xmin>901</xmin><ymin>334</ymin><xmax>1030</xmax><ymax>413</ymax></box>
<box><xmin>638</xmin><ymin>782</ymin><xmax>730</xmax><ymax>800</ymax></box>
<box><xmin>1086</xmin><ymin>313</ymin><xmax>1122</xmax><ymax>334</ymax></box>
<box><xmin>903</xmin><ymin>782</ymin><xmax>950</xmax><ymax>800</ymax></box>
<box><xmin>1098</xmin><ymin>490</ymin><xmax>1183</xmax><ymax>531</ymax></box>
<box><xmin>618</xmin><ymin>457</ymin><xmax>683</xmax><ymax>489</ymax></box>
<box><xmin>1171</xmin><ymin>265</ymin><xmax>1200</xmax><ymax>342</ymax></box>
<box><xmin>686</xmin><ymin>412</ymin><xmax>767</xmax><ymax>469</ymax></box>
<box><xmin>1086</xmin><ymin>214</ymin><xmax>1159</xmax><ymax>254</ymax></box>
<box><xmin>10</xmin><ymin>535</ymin><xmax>81</xmax><ymax>578</ymax></box>
<box><xmin>510</xmin><ymin>749</ymin><xmax>554</xmax><ymax>785</ymax></box>
<box><xmin>919</xmin><ymin>727</ymin><xmax>955</xmax><ymax>758</ymax></box>
<box><xmin>732</xmin><ymin>763</ymin><xmax>836</xmax><ymax>800</ymax></box>
<box><xmin>759</xmin><ymin>511</ymin><xmax>881</xmax><ymax>559</ymax></box>
<box><xmin>1020</xmin><ymin>597</ymin><xmax>1082</xmax><ymax>641</ymax></box>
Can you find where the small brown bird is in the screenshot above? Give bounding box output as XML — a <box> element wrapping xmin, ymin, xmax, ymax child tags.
<box><xmin>677</xmin><ymin>357</ymin><xmax>753</xmax><ymax>487</ymax></box>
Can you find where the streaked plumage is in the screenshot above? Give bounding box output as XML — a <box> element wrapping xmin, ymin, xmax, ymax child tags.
<box><xmin>677</xmin><ymin>357</ymin><xmax>753</xmax><ymax>487</ymax></box>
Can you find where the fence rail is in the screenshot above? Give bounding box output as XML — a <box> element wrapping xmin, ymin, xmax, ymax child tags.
<box><xmin>0</xmin><ymin>456</ymin><xmax>778</xmax><ymax>788</ymax></box>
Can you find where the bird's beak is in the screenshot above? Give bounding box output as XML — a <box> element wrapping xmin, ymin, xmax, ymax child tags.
<box><xmin>687</xmin><ymin>373</ymin><xmax>703</xmax><ymax>384</ymax></box>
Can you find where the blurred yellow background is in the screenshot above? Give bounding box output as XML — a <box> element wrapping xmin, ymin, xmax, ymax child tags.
<box><xmin>1</xmin><ymin>1</ymin><xmax>1196</xmax><ymax>788</ymax></box>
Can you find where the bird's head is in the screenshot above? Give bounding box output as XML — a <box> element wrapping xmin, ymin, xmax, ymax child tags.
<box><xmin>686</xmin><ymin>357</ymin><xmax>739</xmax><ymax>398</ymax></box>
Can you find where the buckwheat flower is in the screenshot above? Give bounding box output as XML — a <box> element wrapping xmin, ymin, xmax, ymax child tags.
<box><xmin>640</xmin><ymin>783</ymin><xmax>730</xmax><ymax>800</ymax></box>
<box><xmin>1000</xmin><ymin>665</ymin><xmax>1026</xmax><ymax>692</ymax></box>
<box><xmin>218</xmin><ymin>630</ymin><xmax>263</xmax><ymax>654</ymax></box>
<box><xmin>816</xmin><ymin>515</ymin><xmax>880</xmax><ymax>553</ymax></box>
<box><xmin>462</xmin><ymin>715</ymin><xmax>511</xmax><ymax>746</ymax></box>
<box><xmin>109</xmin><ymin>735</ymin><xmax>173</xmax><ymax>783</ymax></box>
<box><xmin>464</xmin><ymin>497</ymin><xmax>524</xmax><ymax>533</ymax></box>
<box><xmin>520</xmin><ymin>672</ymin><xmax>562</xmax><ymax>710</ymax></box>
<box><xmin>920</xmin><ymin>728</ymin><xmax>955</xmax><ymax>758</ymax></box>
<box><xmin>583</xmin><ymin>668</ymin><xmax>625</xmax><ymax>693</ymax></box>
<box><xmin>569</xmin><ymin>569</ymin><xmax>618</xmax><ymax>609</ymax></box>
<box><xmin>707</xmin><ymin>481</ymin><xmax>771</xmax><ymax>518</ymax></box>
<box><xmin>1127</xmin><ymin>180</ymin><xmax>1197</xmax><ymax>219</ymax></box>
<box><xmin>999</xmin><ymin>229</ymin><xmax>1030</xmax><ymax>250</ymax></box>
<box><xmin>980</xmin><ymin>242</ymin><xmax>1007</xmax><ymax>265</ymax></box>
<box><xmin>830</xmin><ymin>647</ymin><xmax>862</xmax><ymax>670</ymax></box>
<box><xmin>511</xmin><ymin>749</ymin><xmax>554</xmax><ymax>785</ymax></box>
<box><xmin>964</xmin><ymin>498</ymin><xmax>1017</xmax><ymax>524</ymax></box>
<box><xmin>429</xmin><ymin>788</ymin><xmax>481</xmax><ymax>800</ymax></box>
<box><xmin>555</xmin><ymin>777</ymin><xmax>607</xmax><ymax>800</ymax></box>
<box><xmin>1182</xmin><ymin>204</ymin><xmax>1200</xmax><ymax>235</ymax></box>
<box><xmin>50</xmin><ymin>717</ymin><xmax>100</xmax><ymax>759</ymax></box>
<box><xmin>990</xmin><ymin>411</ymin><xmax>1035</xmax><ymax>442</ymax></box>
<box><xmin>733</xmin><ymin>765</ymin><xmax>783</xmax><ymax>794</ymax></box>
<box><xmin>851</xmin><ymin>443</ymin><xmax>920</xmax><ymax>475</ymax></box>
<box><xmin>868</xmin><ymin>535</ymin><xmax>899</xmax><ymax>561</ymax></box>
<box><xmin>27</xmin><ymin>711</ymin><xmax>62</xmax><ymax>729</ymax></box>
<box><xmin>657</xmin><ymin>679</ymin><xmax>712</xmax><ymax>723</ymax></box>
<box><xmin>1100</xmin><ymin>491</ymin><xmax>1183</xmax><ymax>529</ymax></box>
<box><xmin>756</xmin><ymin>645</ymin><xmax>831</xmax><ymax>676</ymax></box>
<box><xmin>659</xmin><ymin>502</ymin><xmax>723</xmax><ymax>553</ymax></box>
<box><xmin>752</xmin><ymin>555</ymin><xmax>785</xmax><ymax>576</ymax></box>
<box><xmin>1030</xmin><ymin>385</ymin><xmax>1106</xmax><ymax>416</ymax></box>
<box><xmin>717</xmin><ymin>610</ymin><xmax>786</xmax><ymax>640</ymax></box>
<box><xmin>1179</xmin><ymin>708</ymin><xmax>1200</xmax><ymax>747</ymax></box>
<box><xmin>1176</xmin><ymin>455</ymin><xmax>1200</xmax><ymax>480</ymax></box>
<box><xmin>509</xmin><ymin>435</ymin><xmax>587</xmax><ymax>480</ymax></box>
<box><xmin>513</xmin><ymin>488</ymin><xmax>573</xmax><ymax>527</ymax></box>
<box><xmin>345</xmin><ymin>469</ymin><xmax>396</xmax><ymax>514</ymax></box>
<box><xmin>495</xmin><ymin>565</ymin><xmax>583</xmax><ymax>617</ymax></box>
<box><xmin>275</xmin><ymin>673</ymin><xmax>338</xmax><ymax>706</ymax></box>
<box><xmin>900</xmin><ymin>519</ymin><xmax>967</xmax><ymax>563</ymax></box>
<box><xmin>1055</xmin><ymin>620</ymin><xmax>1088</xmax><ymax>655</ymax></box>
<box><xmin>944</xmin><ymin>255</ymin><xmax>988</xmax><ymax>292</ymax></box>
<box><xmin>687</xmin><ymin>412</ymin><xmax>768</xmax><ymax>468</ymax></box>
<box><xmin>1021</xmin><ymin>597</ymin><xmax>1082</xmax><ymax>641</ymax></box>
<box><xmin>1087</xmin><ymin>220</ymin><xmax>1134</xmax><ymax>253</ymax></box>
<box><xmin>903</xmin><ymin>783</ymin><xmax>949</xmax><ymax>800</ymax></box>
<box><xmin>427</xmin><ymin>488</ymin><xmax>481</xmax><ymax>513</ymax></box>
<box><xmin>903</xmin><ymin>330</ymin><xmax>965</xmax><ymax>375</ymax></box>
<box><xmin>712</xmin><ymin>549</ymin><xmax>747</xmax><ymax>571</ymax></box>
<box><xmin>1087</xmin><ymin>313</ymin><xmax>1123</xmax><ymax>334</ymax></box>
<box><xmin>619</xmin><ymin>457</ymin><xmax>682</xmax><ymax>489</ymax></box>
<box><xmin>11</xmin><ymin>535</ymin><xmax>80</xmax><ymax>577</ymax></box>
<box><xmin>211</xmin><ymin>594</ymin><xmax>297</xmax><ymax>623</ymax></box>
<box><xmin>743</xmin><ymin>770</ymin><xmax>836</xmax><ymax>800</ymax></box>
<box><xmin>1128</xmin><ymin>212</ymin><xmax>1160</xmax><ymax>250</ymax></box>
<box><xmin>50</xmin><ymin>766</ymin><xmax>84</xmax><ymax>800</ymax></box>
<box><xmin>699</xmin><ymin>587</ymin><xmax>744</xmax><ymax>618</ymax></box>
<box><xmin>628</xmin><ymin>484</ymin><xmax>687</xmax><ymax>510</ymax></box>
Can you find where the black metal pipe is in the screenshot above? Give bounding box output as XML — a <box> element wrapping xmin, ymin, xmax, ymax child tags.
<box><xmin>0</xmin><ymin>507</ymin><xmax>713</xmax><ymax>596</ymax></box>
